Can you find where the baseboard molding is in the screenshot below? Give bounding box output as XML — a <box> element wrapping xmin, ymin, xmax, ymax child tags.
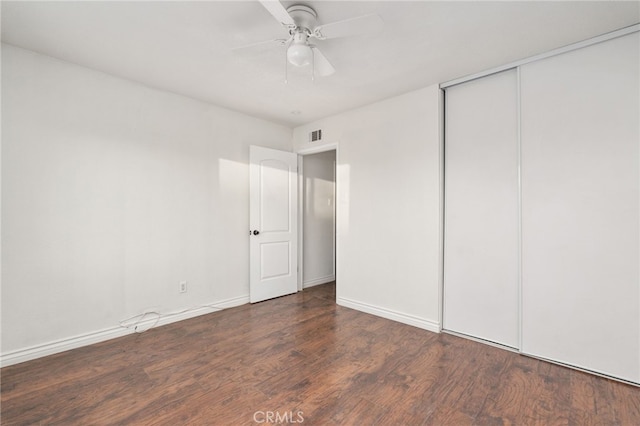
<box><xmin>337</xmin><ymin>297</ymin><xmax>441</xmax><ymax>333</ymax></box>
<box><xmin>303</xmin><ymin>275</ymin><xmax>335</xmax><ymax>288</ymax></box>
<box><xmin>0</xmin><ymin>294</ymin><xmax>249</xmax><ymax>368</ymax></box>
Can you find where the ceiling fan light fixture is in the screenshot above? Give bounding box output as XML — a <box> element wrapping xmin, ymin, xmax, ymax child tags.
<box><xmin>287</xmin><ymin>41</ymin><xmax>313</xmax><ymax>67</ymax></box>
<box><xmin>245</xmin><ymin>0</ymin><xmax>381</xmax><ymax>78</ymax></box>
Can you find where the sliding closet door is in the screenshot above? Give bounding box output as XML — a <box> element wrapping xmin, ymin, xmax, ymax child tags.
<box><xmin>444</xmin><ymin>69</ymin><xmax>519</xmax><ymax>348</ymax></box>
<box><xmin>521</xmin><ymin>33</ymin><xmax>640</xmax><ymax>382</ymax></box>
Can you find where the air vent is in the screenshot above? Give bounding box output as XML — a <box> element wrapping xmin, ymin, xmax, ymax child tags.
<box><xmin>309</xmin><ymin>129</ymin><xmax>322</xmax><ymax>142</ymax></box>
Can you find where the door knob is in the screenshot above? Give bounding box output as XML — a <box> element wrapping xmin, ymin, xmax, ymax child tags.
<box><xmin>253</xmin><ymin>230</ymin><xmax>260</xmax><ymax>235</ymax></box>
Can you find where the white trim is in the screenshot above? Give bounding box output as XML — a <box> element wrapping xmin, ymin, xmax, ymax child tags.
<box><xmin>440</xmin><ymin>24</ymin><xmax>640</xmax><ymax>89</ymax></box>
<box><xmin>337</xmin><ymin>297</ymin><xmax>441</xmax><ymax>333</ymax></box>
<box><xmin>303</xmin><ymin>274</ymin><xmax>335</xmax><ymax>288</ymax></box>
<box><xmin>437</xmin><ymin>87</ymin><xmax>445</xmax><ymax>331</ymax></box>
<box><xmin>297</xmin><ymin>155</ymin><xmax>305</xmax><ymax>292</ymax></box>
<box><xmin>332</xmin><ymin>156</ymin><xmax>336</xmax><ymax>283</ymax></box>
<box><xmin>441</xmin><ymin>86</ymin><xmax>449</xmax><ymax>332</ymax></box>
<box><xmin>209</xmin><ymin>295</ymin><xmax>249</xmax><ymax>309</ymax></box>
<box><xmin>516</xmin><ymin>66</ymin><xmax>523</xmax><ymax>351</ymax></box>
<box><xmin>0</xmin><ymin>295</ymin><xmax>248</xmax><ymax>367</ymax></box>
<box><xmin>296</xmin><ymin>143</ymin><xmax>338</xmax><ymax>156</ymax></box>
<box><xmin>1</xmin><ymin>326</ymin><xmax>132</xmax><ymax>368</ymax></box>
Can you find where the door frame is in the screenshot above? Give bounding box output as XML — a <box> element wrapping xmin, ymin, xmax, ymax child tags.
<box><xmin>296</xmin><ymin>143</ymin><xmax>338</xmax><ymax>292</ymax></box>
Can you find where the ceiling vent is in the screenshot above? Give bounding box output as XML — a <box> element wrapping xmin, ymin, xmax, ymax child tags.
<box><xmin>309</xmin><ymin>129</ymin><xmax>322</xmax><ymax>142</ymax></box>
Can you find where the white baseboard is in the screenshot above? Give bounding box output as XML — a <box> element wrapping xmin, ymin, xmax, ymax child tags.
<box><xmin>303</xmin><ymin>275</ymin><xmax>336</xmax><ymax>288</ymax></box>
<box><xmin>337</xmin><ymin>297</ymin><xmax>441</xmax><ymax>333</ymax></box>
<box><xmin>0</xmin><ymin>295</ymin><xmax>249</xmax><ymax>368</ymax></box>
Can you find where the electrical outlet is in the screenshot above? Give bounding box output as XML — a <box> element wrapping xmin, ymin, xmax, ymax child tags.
<box><xmin>179</xmin><ymin>281</ymin><xmax>188</xmax><ymax>293</ymax></box>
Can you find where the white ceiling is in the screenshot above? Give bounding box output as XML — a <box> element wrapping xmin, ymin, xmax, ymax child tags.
<box><xmin>2</xmin><ymin>1</ymin><xmax>638</xmax><ymax>127</ymax></box>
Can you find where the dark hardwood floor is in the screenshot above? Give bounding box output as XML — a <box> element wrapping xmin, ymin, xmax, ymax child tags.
<box><xmin>2</xmin><ymin>282</ymin><xmax>639</xmax><ymax>425</ymax></box>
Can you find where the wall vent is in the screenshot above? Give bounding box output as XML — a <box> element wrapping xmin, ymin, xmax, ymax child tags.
<box><xmin>309</xmin><ymin>129</ymin><xmax>322</xmax><ymax>142</ymax></box>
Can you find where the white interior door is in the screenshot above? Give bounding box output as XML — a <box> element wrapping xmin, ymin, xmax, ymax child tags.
<box><xmin>443</xmin><ymin>69</ymin><xmax>520</xmax><ymax>349</ymax></box>
<box><xmin>250</xmin><ymin>145</ymin><xmax>298</xmax><ymax>303</ymax></box>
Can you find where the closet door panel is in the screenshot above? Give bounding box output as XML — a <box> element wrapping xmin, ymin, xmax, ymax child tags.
<box><xmin>521</xmin><ymin>33</ymin><xmax>640</xmax><ymax>382</ymax></box>
<box><xmin>444</xmin><ymin>69</ymin><xmax>519</xmax><ymax>348</ymax></box>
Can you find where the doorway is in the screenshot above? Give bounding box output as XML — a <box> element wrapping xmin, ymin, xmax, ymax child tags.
<box><xmin>299</xmin><ymin>149</ymin><xmax>336</xmax><ymax>295</ymax></box>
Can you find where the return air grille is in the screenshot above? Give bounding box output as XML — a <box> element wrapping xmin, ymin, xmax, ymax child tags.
<box><xmin>309</xmin><ymin>129</ymin><xmax>322</xmax><ymax>142</ymax></box>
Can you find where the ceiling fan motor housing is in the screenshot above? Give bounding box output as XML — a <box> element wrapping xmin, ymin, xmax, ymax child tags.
<box><xmin>287</xmin><ymin>5</ymin><xmax>317</xmax><ymax>32</ymax></box>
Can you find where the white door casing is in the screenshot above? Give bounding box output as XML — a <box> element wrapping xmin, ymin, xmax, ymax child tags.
<box><xmin>249</xmin><ymin>146</ymin><xmax>298</xmax><ymax>303</ymax></box>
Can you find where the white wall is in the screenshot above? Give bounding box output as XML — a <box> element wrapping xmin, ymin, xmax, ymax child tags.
<box><xmin>302</xmin><ymin>150</ymin><xmax>335</xmax><ymax>287</ymax></box>
<box><xmin>293</xmin><ymin>86</ymin><xmax>442</xmax><ymax>332</ymax></box>
<box><xmin>1</xmin><ymin>45</ymin><xmax>292</xmax><ymax>363</ymax></box>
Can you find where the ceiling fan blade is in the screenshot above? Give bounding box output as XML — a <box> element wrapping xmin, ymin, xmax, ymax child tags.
<box><xmin>312</xmin><ymin>47</ymin><xmax>335</xmax><ymax>77</ymax></box>
<box><xmin>232</xmin><ymin>38</ymin><xmax>288</xmax><ymax>52</ymax></box>
<box><xmin>259</xmin><ymin>0</ymin><xmax>295</xmax><ymax>27</ymax></box>
<box><xmin>313</xmin><ymin>14</ymin><xmax>383</xmax><ymax>40</ymax></box>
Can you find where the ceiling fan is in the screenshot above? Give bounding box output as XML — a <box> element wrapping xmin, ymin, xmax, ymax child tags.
<box><xmin>235</xmin><ymin>0</ymin><xmax>384</xmax><ymax>81</ymax></box>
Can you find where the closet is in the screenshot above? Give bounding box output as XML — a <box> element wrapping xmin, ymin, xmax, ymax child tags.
<box><xmin>443</xmin><ymin>29</ymin><xmax>639</xmax><ymax>384</ymax></box>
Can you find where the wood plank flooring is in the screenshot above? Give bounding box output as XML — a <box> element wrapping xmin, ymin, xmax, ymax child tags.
<box><xmin>2</xmin><ymin>282</ymin><xmax>639</xmax><ymax>425</ymax></box>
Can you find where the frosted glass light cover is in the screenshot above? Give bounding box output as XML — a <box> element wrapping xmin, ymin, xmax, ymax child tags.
<box><xmin>287</xmin><ymin>43</ymin><xmax>312</xmax><ymax>67</ymax></box>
